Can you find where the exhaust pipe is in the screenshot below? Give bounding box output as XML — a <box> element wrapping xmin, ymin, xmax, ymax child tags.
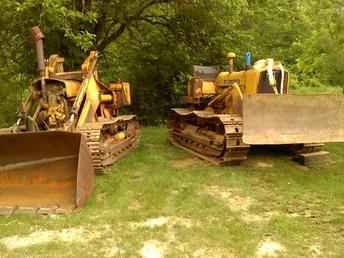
<box><xmin>31</xmin><ymin>26</ymin><xmax>47</xmax><ymax>100</ymax></box>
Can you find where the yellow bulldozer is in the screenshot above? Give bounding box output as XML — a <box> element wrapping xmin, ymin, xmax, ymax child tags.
<box><xmin>169</xmin><ymin>52</ymin><xmax>344</xmax><ymax>165</ymax></box>
<box><xmin>0</xmin><ymin>27</ymin><xmax>139</xmax><ymax>215</ymax></box>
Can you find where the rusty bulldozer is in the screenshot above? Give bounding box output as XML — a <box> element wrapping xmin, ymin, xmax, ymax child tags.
<box><xmin>0</xmin><ymin>27</ymin><xmax>139</xmax><ymax>215</ymax></box>
<box><xmin>169</xmin><ymin>52</ymin><xmax>344</xmax><ymax>166</ymax></box>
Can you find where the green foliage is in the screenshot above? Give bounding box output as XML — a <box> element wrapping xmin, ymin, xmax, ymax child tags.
<box><xmin>296</xmin><ymin>0</ymin><xmax>344</xmax><ymax>87</ymax></box>
<box><xmin>101</xmin><ymin>0</ymin><xmax>249</xmax><ymax>124</ymax></box>
<box><xmin>0</xmin><ymin>0</ymin><xmax>342</xmax><ymax>124</ymax></box>
<box><xmin>0</xmin><ymin>79</ymin><xmax>18</xmax><ymax>127</ymax></box>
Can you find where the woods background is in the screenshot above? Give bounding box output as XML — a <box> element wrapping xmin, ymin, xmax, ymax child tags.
<box><xmin>0</xmin><ymin>0</ymin><xmax>343</xmax><ymax>125</ymax></box>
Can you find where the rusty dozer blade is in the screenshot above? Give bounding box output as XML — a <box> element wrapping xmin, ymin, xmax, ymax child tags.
<box><xmin>243</xmin><ymin>94</ymin><xmax>344</xmax><ymax>145</ymax></box>
<box><xmin>0</xmin><ymin>131</ymin><xmax>95</xmax><ymax>215</ymax></box>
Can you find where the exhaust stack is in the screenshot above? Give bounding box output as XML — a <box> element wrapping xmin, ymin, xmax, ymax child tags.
<box><xmin>31</xmin><ymin>26</ymin><xmax>47</xmax><ymax>100</ymax></box>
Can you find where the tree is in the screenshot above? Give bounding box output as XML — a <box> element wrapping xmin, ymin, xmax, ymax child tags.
<box><xmin>0</xmin><ymin>0</ymin><xmax>342</xmax><ymax>125</ymax></box>
<box><xmin>296</xmin><ymin>0</ymin><xmax>344</xmax><ymax>86</ymax></box>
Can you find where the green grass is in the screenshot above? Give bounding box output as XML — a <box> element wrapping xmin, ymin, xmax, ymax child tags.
<box><xmin>0</xmin><ymin>127</ymin><xmax>344</xmax><ymax>258</ymax></box>
<box><xmin>290</xmin><ymin>85</ymin><xmax>343</xmax><ymax>95</ymax></box>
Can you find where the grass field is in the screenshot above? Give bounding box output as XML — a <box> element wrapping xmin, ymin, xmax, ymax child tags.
<box><xmin>0</xmin><ymin>127</ymin><xmax>343</xmax><ymax>258</ymax></box>
<box><xmin>290</xmin><ymin>85</ymin><xmax>343</xmax><ymax>95</ymax></box>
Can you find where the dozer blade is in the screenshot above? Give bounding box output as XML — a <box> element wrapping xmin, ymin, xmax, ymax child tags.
<box><xmin>0</xmin><ymin>131</ymin><xmax>94</xmax><ymax>215</ymax></box>
<box><xmin>243</xmin><ymin>94</ymin><xmax>344</xmax><ymax>145</ymax></box>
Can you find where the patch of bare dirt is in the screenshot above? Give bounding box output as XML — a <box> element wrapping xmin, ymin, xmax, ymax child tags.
<box><xmin>128</xmin><ymin>200</ymin><xmax>143</xmax><ymax>211</ymax></box>
<box><xmin>171</xmin><ymin>190</ymin><xmax>179</xmax><ymax>195</ymax></box>
<box><xmin>256</xmin><ymin>239</ymin><xmax>286</xmax><ymax>258</ymax></box>
<box><xmin>255</xmin><ymin>161</ymin><xmax>274</xmax><ymax>168</ymax></box>
<box><xmin>309</xmin><ymin>244</ymin><xmax>322</xmax><ymax>257</ymax></box>
<box><xmin>242</xmin><ymin>212</ymin><xmax>279</xmax><ymax>223</ymax></box>
<box><xmin>140</xmin><ymin>240</ymin><xmax>166</xmax><ymax>258</ymax></box>
<box><xmin>286</xmin><ymin>212</ymin><xmax>301</xmax><ymax>218</ymax></box>
<box><xmin>170</xmin><ymin>217</ymin><xmax>194</xmax><ymax>228</ymax></box>
<box><xmin>295</xmin><ymin>164</ymin><xmax>310</xmax><ymax>171</ymax></box>
<box><xmin>204</xmin><ymin>185</ymin><xmax>282</xmax><ymax>224</ymax></box>
<box><xmin>142</xmin><ymin>217</ymin><xmax>169</xmax><ymax>228</ymax></box>
<box><xmin>204</xmin><ymin>186</ymin><xmax>253</xmax><ymax>212</ymax></box>
<box><xmin>103</xmin><ymin>243</ymin><xmax>124</xmax><ymax>258</ymax></box>
<box><xmin>131</xmin><ymin>216</ymin><xmax>195</xmax><ymax>229</ymax></box>
<box><xmin>0</xmin><ymin>224</ymin><xmax>114</xmax><ymax>250</ymax></box>
<box><xmin>169</xmin><ymin>157</ymin><xmax>203</xmax><ymax>169</ymax></box>
<box><xmin>133</xmin><ymin>217</ymin><xmax>196</xmax><ymax>257</ymax></box>
<box><xmin>0</xmin><ymin>227</ymin><xmax>86</xmax><ymax>250</ymax></box>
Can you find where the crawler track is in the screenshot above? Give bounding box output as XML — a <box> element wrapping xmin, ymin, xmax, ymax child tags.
<box><xmin>80</xmin><ymin>115</ymin><xmax>140</xmax><ymax>173</ymax></box>
<box><xmin>168</xmin><ymin>109</ymin><xmax>250</xmax><ymax>165</ymax></box>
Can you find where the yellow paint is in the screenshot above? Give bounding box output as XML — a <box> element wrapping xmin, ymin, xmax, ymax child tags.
<box><xmin>122</xmin><ymin>82</ymin><xmax>131</xmax><ymax>105</ymax></box>
<box><xmin>115</xmin><ymin>131</ymin><xmax>126</xmax><ymax>141</ymax></box>
<box><xmin>216</xmin><ymin>70</ymin><xmax>260</xmax><ymax>96</ymax></box>
<box><xmin>64</xmin><ymin>80</ymin><xmax>81</xmax><ymax>98</ymax></box>
<box><xmin>202</xmin><ymin>81</ymin><xmax>216</xmax><ymax>95</ymax></box>
<box><xmin>109</xmin><ymin>82</ymin><xmax>131</xmax><ymax>105</ymax></box>
<box><xmin>100</xmin><ymin>94</ymin><xmax>113</xmax><ymax>103</ymax></box>
<box><xmin>77</xmin><ymin>75</ymin><xmax>100</xmax><ymax>127</ymax></box>
<box><xmin>23</xmin><ymin>50</ymin><xmax>135</xmax><ymax>135</ymax></box>
<box><xmin>77</xmin><ymin>100</ymin><xmax>94</xmax><ymax>127</ymax></box>
<box><xmin>47</xmin><ymin>54</ymin><xmax>65</xmax><ymax>74</ymax></box>
<box><xmin>214</xmin><ymin>59</ymin><xmax>287</xmax><ymax>96</ymax></box>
